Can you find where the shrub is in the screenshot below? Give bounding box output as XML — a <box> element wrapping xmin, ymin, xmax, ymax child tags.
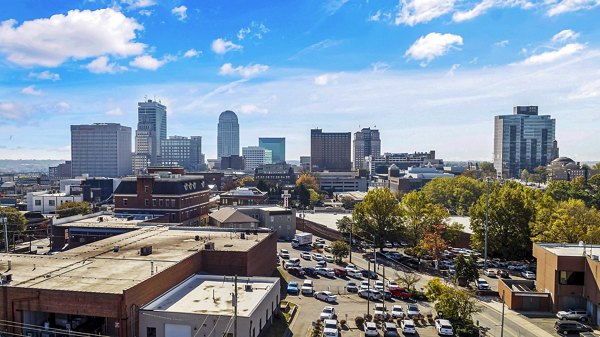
<box><xmin>365</xmin><ymin>314</ymin><xmax>373</xmax><ymax>321</ymax></box>
<box><xmin>412</xmin><ymin>290</ymin><xmax>429</xmax><ymax>301</ymax></box>
<box><xmin>355</xmin><ymin>316</ymin><xmax>365</xmax><ymax>328</ymax></box>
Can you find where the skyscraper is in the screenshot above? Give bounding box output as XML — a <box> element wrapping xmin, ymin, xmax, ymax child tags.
<box><xmin>310</xmin><ymin>129</ymin><xmax>352</xmax><ymax>172</ymax></box>
<box><xmin>217</xmin><ymin>110</ymin><xmax>239</xmax><ymax>159</ymax></box>
<box><xmin>353</xmin><ymin>127</ymin><xmax>381</xmax><ymax>170</ymax></box>
<box><xmin>242</xmin><ymin>146</ymin><xmax>272</xmax><ymax>170</ymax></box>
<box><xmin>259</xmin><ymin>138</ymin><xmax>286</xmax><ymax>163</ymax></box>
<box><xmin>494</xmin><ymin>106</ymin><xmax>557</xmax><ymax>178</ymax></box>
<box><xmin>160</xmin><ymin>136</ymin><xmax>205</xmax><ymax>171</ymax></box>
<box><xmin>71</xmin><ymin>123</ymin><xmax>132</xmax><ymax>177</ymax></box>
<box><xmin>134</xmin><ymin>99</ymin><xmax>167</xmax><ymax>173</ymax></box>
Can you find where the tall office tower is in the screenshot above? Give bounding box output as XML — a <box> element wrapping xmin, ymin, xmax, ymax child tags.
<box><xmin>259</xmin><ymin>138</ymin><xmax>286</xmax><ymax>164</ymax></box>
<box><xmin>494</xmin><ymin>106</ymin><xmax>557</xmax><ymax>179</ymax></box>
<box><xmin>71</xmin><ymin>123</ymin><xmax>132</xmax><ymax>177</ymax></box>
<box><xmin>217</xmin><ymin>110</ymin><xmax>240</xmax><ymax>159</ymax></box>
<box><xmin>310</xmin><ymin>129</ymin><xmax>352</xmax><ymax>172</ymax></box>
<box><xmin>133</xmin><ymin>99</ymin><xmax>167</xmax><ymax>173</ymax></box>
<box><xmin>242</xmin><ymin>146</ymin><xmax>272</xmax><ymax>170</ymax></box>
<box><xmin>353</xmin><ymin>127</ymin><xmax>381</xmax><ymax>170</ymax></box>
<box><xmin>160</xmin><ymin>136</ymin><xmax>205</xmax><ymax>171</ymax></box>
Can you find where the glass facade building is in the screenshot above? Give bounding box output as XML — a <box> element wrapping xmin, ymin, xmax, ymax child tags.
<box><xmin>160</xmin><ymin>136</ymin><xmax>205</xmax><ymax>171</ymax></box>
<box><xmin>258</xmin><ymin>138</ymin><xmax>286</xmax><ymax>164</ymax></box>
<box><xmin>217</xmin><ymin>110</ymin><xmax>240</xmax><ymax>159</ymax></box>
<box><xmin>71</xmin><ymin>123</ymin><xmax>132</xmax><ymax>177</ymax></box>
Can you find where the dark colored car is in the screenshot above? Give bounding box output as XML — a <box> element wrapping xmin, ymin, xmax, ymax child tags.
<box><xmin>361</xmin><ymin>270</ymin><xmax>378</xmax><ymax>279</ymax></box>
<box><xmin>497</xmin><ymin>269</ymin><xmax>509</xmax><ymax>278</ymax></box>
<box><xmin>302</xmin><ymin>267</ymin><xmax>318</xmax><ymax>277</ymax></box>
<box><xmin>287</xmin><ymin>267</ymin><xmax>305</xmax><ymax>277</ymax></box>
<box><xmin>554</xmin><ymin>320</ymin><xmax>593</xmax><ymax>335</ymax></box>
<box><xmin>333</xmin><ymin>268</ymin><xmax>347</xmax><ymax>278</ymax></box>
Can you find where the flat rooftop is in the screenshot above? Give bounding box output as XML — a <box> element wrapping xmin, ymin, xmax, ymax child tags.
<box><xmin>141</xmin><ymin>274</ymin><xmax>279</xmax><ymax>316</ymax></box>
<box><xmin>54</xmin><ymin>214</ymin><xmax>146</xmax><ymax>229</ymax></box>
<box><xmin>536</xmin><ymin>243</ymin><xmax>599</xmax><ymax>257</ymax></box>
<box><xmin>300</xmin><ymin>212</ymin><xmax>352</xmax><ymax>230</ymax></box>
<box><xmin>0</xmin><ymin>227</ymin><xmax>270</xmax><ymax>293</ymax></box>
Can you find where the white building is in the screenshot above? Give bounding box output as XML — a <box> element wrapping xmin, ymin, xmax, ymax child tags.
<box><xmin>26</xmin><ymin>191</ymin><xmax>83</xmax><ymax>213</ymax></box>
<box><xmin>315</xmin><ymin>172</ymin><xmax>368</xmax><ymax>192</ymax></box>
<box><xmin>139</xmin><ymin>274</ymin><xmax>280</xmax><ymax>337</ymax></box>
<box><xmin>242</xmin><ymin>146</ymin><xmax>273</xmax><ymax>171</ymax></box>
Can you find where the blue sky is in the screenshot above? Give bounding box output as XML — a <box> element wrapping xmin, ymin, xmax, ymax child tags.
<box><xmin>1</xmin><ymin>0</ymin><xmax>600</xmax><ymax>161</ymax></box>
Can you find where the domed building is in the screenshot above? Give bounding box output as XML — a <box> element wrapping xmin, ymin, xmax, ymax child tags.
<box><xmin>547</xmin><ymin>157</ymin><xmax>590</xmax><ymax>182</ymax></box>
<box><xmin>217</xmin><ymin>110</ymin><xmax>240</xmax><ymax>159</ymax></box>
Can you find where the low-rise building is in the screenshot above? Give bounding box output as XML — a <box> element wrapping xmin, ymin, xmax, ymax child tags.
<box><xmin>547</xmin><ymin>157</ymin><xmax>600</xmax><ymax>182</ymax></box>
<box><xmin>26</xmin><ymin>191</ymin><xmax>83</xmax><ymax>214</ymax></box>
<box><xmin>219</xmin><ymin>187</ymin><xmax>268</xmax><ymax>206</ymax></box>
<box><xmin>139</xmin><ymin>274</ymin><xmax>280</xmax><ymax>337</ymax></box>
<box><xmin>254</xmin><ymin>163</ymin><xmax>296</xmax><ymax>185</ymax></box>
<box><xmin>315</xmin><ymin>172</ymin><xmax>368</xmax><ymax>192</ymax></box>
<box><xmin>236</xmin><ymin>205</ymin><xmax>296</xmax><ymax>240</ymax></box>
<box><xmin>209</xmin><ymin>207</ymin><xmax>260</xmax><ymax>230</ymax></box>
<box><xmin>365</xmin><ymin>151</ymin><xmax>443</xmax><ymax>176</ymax></box>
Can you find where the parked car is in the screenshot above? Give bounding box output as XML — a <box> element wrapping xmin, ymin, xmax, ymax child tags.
<box><xmin>324</xmin><ymin>245</ymin><xmax>332</xmax><ymax>252</ymax></box>
<box><xmin>287</xmin><ymin>267</ymin><xmax>305</xmax><ymax>277</ymax></box>
<box><xmin>312</xmin><ymin>253</ymin><xmax>324</xmax><ymax>261</ymax></box>
<box><xmin>314</xmin><ymin>291</ymin><xmax>337</xmax><ymax>303</ymax></box>
<box><xmin>284</xmin><ymin>258</ymin><xmax>301</xmax><ymax>269</ymax></box>
<box><xmin>359</xmin><ymin>289</ymin><xmax>382</xmax><ymax>300</ymax></box>
<box><xmin>301</xmin><ymin>280</ymin><xmax>314</xmax><ymax>295</ymax></box>
<box><xmin>406</xmin><ymin>304</ymin><xmax>421</xmax><ymax>319</ymax></box>
<box><xmin>333</xmin><ymin>268</ymin><xmax>347</xmax><ymax>278</ymax></box>
<box><xmin>322</xmin><ymin>319</ymin><xmax>339</xmax><ymax>337</ymax></box>
<box><xmin>400</xmin><ymin>319</ymin><xmax>416</xmax><ymax>334</ymax></box>
<box><xmin>316</xmin><ymin>238</ymin><xmax>326</xmax><ymax>244</ymax></box>
<box><xmin>346</xmin><ymin>282</ymin><xmax>359</xmax><ymax>293</ymax></box>
<box><xmin>280</xmin><ymin>249</ymin><xmax>290</xmax><ymax>259</ymax></box>
<box><xmin>435</xmin><ymin>319</ymin><xmax>454</xmax><ymax>336</ymax></box>
<box><xmin>301</xmin><ymin>252</ymin><xmax>312</xmax><ymax>260</ymax></box>
<box><xmin>287</xmin><ymin>281</ymin><xmax>299</xmax><ymax>294</ymax></box>
<box><xmin>347</xmin><ymin>268</ymin><xmax>362</xmax><ymax>279</ymax></box>
<box><xmin>316</xmin><ymin>261</ymin><xmax>327</xmax><ymax>268</ymax></box>
<box><xmin>374</xmin><ymin>280</ymin><xmax>385</xmax><ymax>291</ymax></box>
<box><xmin>557</xmin><ymin>309</ymin><xmax>588</xmax><ymax>321</ymax></box>
<box><xmin>476</xmin><ymin>278</ymin><xmax>490</xmax><ymax>290</ymax></box>
<box><xmin>374</xmin><ymin>303</ymin><xmax>388</xmax><ymax>320</ymax></box>
<box><xmin>324</xmin><ymin>255</ymin><xmax>334</xmax><ymax>263</ymax></box>
<box><xmin>497</xmin><ymin>269</ymin><xmax>509</xmax><ymax>278</ymax></box>
<box><xmin>361</xmin><ymin>269</ymin><xmax>378</xmax><ymax>279</ymax></box>
<box><xmin>316</xmin><ymin>267</ymin><xmax>335</xmax><ymax>278</ymax></box>
<box><xmin>302</xmin><ymin>267</ymin><xmax>318</xmax><ymax>277</ymax></box>
<box><xmin>320</xmin><ymin>306</ymin><xmax>336</xmax><ymax>320</ymax></box>
<box><xmin>387</xmin><ymin>280</ymin><xmax>399</xmax><ymax>288</ymax></box>
<box><xmin>391</xmin><ymin>305</ymin><xmax>405</xmax><ymax>319</ymax></box>
<box><xmin>360</xmin><ymin>280</ymin><xmax>370</xmax><ymax>290</ymax></box>
<box><xmin>483</xmin><ymin>268</ymin><xmax>497</xmax><ymax>277</ymax></box>
<box><xmin>521</xmin><ymin>270</ymin><xmax>536</xmax><ymax>279</ymax></box>
<box><xmin>388</xmin><ymin>287</ymin><xmax>412</xmax><ymax>300</ymax></box>
<box><xmin>383</xmin><ymin>322</ymin><xmax>400</xmax><ymax>337</ymax></box>
<box><xmin>554</xmin><ymin>320</ymin><xmax>593</xmax><ymax>334</ymax></box>
<box><xmin>364</xmin><ymin>322</ymin><xmax>378</xmax><ymax>336</ymax></box>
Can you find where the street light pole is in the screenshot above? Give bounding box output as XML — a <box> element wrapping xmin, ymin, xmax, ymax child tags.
<box><xmin>349</xmin><ymin>221</ymin><xmax>353</xmax><ymax>263</ymax></box>
<box><xmin>0</xmin><ymin>217</ymin><xmax>7</xmax><ymax>253</ymax></box>
<box><xmin>500</xmin><ymin>290</ymin><xmax>505</xmax><ymax>337</ymax></box>
<box><xmin>484</xmin><ymin>177</ymin><xmax>491</xmax><ymax>269</ymax></box>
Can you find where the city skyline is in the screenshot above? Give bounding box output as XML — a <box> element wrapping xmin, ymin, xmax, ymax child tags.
<box><xmin>1</xmin><ymin>1</ymin><xmax>600</xmax><ymax>161</ymax></box>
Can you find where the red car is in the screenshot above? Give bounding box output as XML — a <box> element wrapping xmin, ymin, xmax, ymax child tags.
<box><xmin>288</xmin><ymin>267</ymin><xmax>305</xmax><ymax>277</ymax></box>
<box><xmin>387</xmin><ymin>287</ymin><xmax>412</xmax><ymax>299</ymax></box>
<box><xmin>333</xmin><ymin>268</ymin><xmax>347</xmax><ymax>278</ymax></box>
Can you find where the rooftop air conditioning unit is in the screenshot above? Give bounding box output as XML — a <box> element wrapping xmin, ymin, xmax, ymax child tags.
<box><xmin>204</xmin><ymin>242</ymin><xmax>215</xmax><ymax>250</ymax></box>
<box><xmin>140</xmin><ymin>246</ymin><xmax>152</xmax><ymax>256</ymax></box>
<box><xmin>245</xmin><ymin>284</ymin><xmax>253</xmax><ymax>292</ymax></box>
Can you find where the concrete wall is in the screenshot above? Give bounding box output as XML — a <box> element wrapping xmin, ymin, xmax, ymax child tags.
<box><xmin>296</xmin><ymin>218</ymin><xmax>342</xmax><ymax>242</ymax></box>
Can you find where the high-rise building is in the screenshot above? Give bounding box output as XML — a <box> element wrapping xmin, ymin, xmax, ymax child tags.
<box><xmin>300</xmin><ymin>156</ymin><xmax>311</xmax><ymax>172</ymax></box>
<box><xmin>310</xmin><ymin>129</ymin><xmax>352</xmax><ymax>172</ymax></box>
<box><xmin>71</xmin><ymin>123</ymin><xmax>132</xmax><ymax>177</ymax></box>
<box><xmin>494</xmin><ymin>106</ymin><xmax>557</xmax><ymax>178</ymax></box>
<box><xmin>160</xmin><ymin>136</ymin><xmax>205</xmax><ymax>171</ymax></box>
<box><xmin>134</xmin><ymin>99</ymin><xmax>167</xmax><ymax>173</ymax></box>
<box><xmin>258</xmin><ymin>138</ymin><xmax>286</xmax><ymax>164</ymax></box>
<box><xmin>242</xmin><ymin>146</ymin><xmax>272</xmax><ymax>171</ymax></box>
<box><xmin>353</xmin><ymin>127</ymin><xmax>381</xmax><ymax>170</ymax></box>
<box><xmin>217</xmin><ymin>110</ymin><xmax>239</xmax><ymax>159</ymax></box>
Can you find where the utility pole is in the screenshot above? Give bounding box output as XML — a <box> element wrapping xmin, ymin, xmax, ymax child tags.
<box><xmin>233</xmin><ymin>275</ymin><xmax>238</xmax><ymax>337</ymax></box>
<box><xmin>367</xmin><ymin>260</ymin><xmax>371</xmax><ymax>316</ymax></box>
<box><xmin>500</xmin><ymin>290</ymin><xmax>505</xmax><ymax>337</ymax></box>
<box><xmin>382</xmin><ymin>265</ymin><xmax>386</xmax><ymax>316</ymax></box>
<box><xmin>484</xmin><ymin>177</ymin><xmax>490</xmax><ymax>269</ymax></box>
<box><xmin>349</xmin><ymin>222</ymin><xmax>353</xmax><ymax>263</ymax></box>
<box><xmin>1</xmin><ymin>217</ymin><xmax>8</xmax><ymax>253</ymax></box>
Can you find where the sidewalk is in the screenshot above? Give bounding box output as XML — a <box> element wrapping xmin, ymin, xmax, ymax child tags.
<box><xmin>479</xmin><ymin>300</ymin><xmax>554</xmax><ymax>337</ymax></box>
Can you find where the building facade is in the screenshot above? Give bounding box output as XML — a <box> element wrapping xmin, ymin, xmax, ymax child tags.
<box><xmin>134</xmin><ymin>100</ymin><xmax>167</xmax><ymax>173</ymax></box>
<box><xmin>219</xmin><ymin>187</ymin><xmax>268</xmax><ymax>206</ymax></box>
<box><xmin>221</xmin><ymin>155</ymin><xmax>244</xmax><ymax>170</ymax></box>
<box><xmin>242</xmin><ymin>146</ymin><xmax>272</xmax><ymax>171</ymax></box>
<box><xmin>217</xmin><ymin>110</ymin><xmax>240</xmax><ymax>159</ymax></box>
<box><xmin>236</xmin><ymin>205</ymin><xmax>297</xmax><ymax>240</ymax></box>
<box><xmin>160</xmin><ymin>136</ymin><xmax>205</xmax><ymax>171</ymax></box>
<box><xmin>26</xmin><ymin>191</ymin><xmax>83</xmax><ymax>213</ymax></box>
<box><xmin>71</xmin><ymin>123</ymin><xmax>132</xmax><ymax>178</ymax></box>
<box><xmin>494</xmin><ymin>106</ymin><xmax>557</xmax><ymax>178</ymax></box>
<box><xmin>353</xmin><ymin>127</ymin><xmax>381</xmax><ymax>170</ymax></box>
<box><xmin>315</xmin><ymin>172</ymin><xmax>368</xmax><ymax>192</ymax></box>
<box><xmin>254</xmin><ymin>164</ymin><xmax>296</xmax><ymax>185</ymax></box>
<box><xmin>259</xmin><ymin>138</ymin><xmax>286</xmax><ymax>164</ymax></box>
<box><xmin>49</xmin><ymin>161</ymin><xmax>72</xmax><ymax>180</ymax></box>
<box><xmin>365</xmin><ymin>151</ymin><xmax>441</xmax><ymax>175</ymax></box>
<box><xmin>310</xmin><ymin>129</ymin><xmax>351</xmax><ymax>172</ymax></box>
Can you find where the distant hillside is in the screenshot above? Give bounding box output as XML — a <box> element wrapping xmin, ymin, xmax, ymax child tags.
<box><xmin>0</xmin><ymin>160</ymin><xmax>67</xmax><ymax>173</ymax></box>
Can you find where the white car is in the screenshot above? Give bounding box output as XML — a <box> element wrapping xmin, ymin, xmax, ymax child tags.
<box><xmin>301</xmin><ymin>280</ymin><xmax>313</xmax><ymax>295</ymax></box>
<box><xmin>483</xmin><ymin>268</ymin><xmax>497</xmax><ymax>277</ymax></box>
<box><xmin>359</xmin><ymin>289</ymin><xmax>382</xmax><ymax>300</ymax></box>
<box><xmin>435</xmin><ymin>319</ymin><xmax>454</xmax><ymax>336</ymax></box>
<box><xmin>400</xmin><ymin>319</ymin><xmax>416</xmax><ymax>334</ymax></box>
<box><xmin>315</xmin><ymin>291</ymin><xmax>337</xmax><ymax>303</ymax></box>
<box><xmin>556</xmin><ymin>309</ymin><xmax>588</xmax><ymax>321</ymax></box>
<box><xmin>316</xmin><ymin>238</ymin><xmax>326</xmax><ymax>244</ymax></box>
<box><xmin>347</xmin><ymin>268</ymin><xmax>362</xmax><ymax>279</ymax></box>
<box><xmin>346</xmin><ymin>282</ymin><xmax>359</xmax><ymax>293</ymax></box>
<box><xmin>387</xmin><ymin>280</ymin><xmax>399</xmax><ymax>288</ymax></box>
<box><xmin>323</xmin><ymin>319</ymin><xmax>339</xmax><ymax>337</ymax></box>
<box><xmin>374</xmin><ymin>280</ymin><xmax>384</xmax><ymax>291</ymax></box>
<box><xmin>280</xmin><ymin>249</ymin><xmax>290</xmax><ymax>259</ymax></box>
<box><xmin>391</xmin><ymin>305</ymin><xmax>405</xmax><ymax>319</ymax></box>
<box><xmin>316</xmin><ymin>267</ymin><xmax>335</xmax><ymax>278</ymax></box>
<box><xmin>360</xmin><ymin>280</ymin><xmax>370</xmax><ymax>290</ymax></box>
<box><xmin>312</xmin><ymin>253</ymin><xmax>324</xmax><ymax>261</ymax></box>
<box><xmin>383</xmin><ymin>322</ymin><xmax>400</xmax><ymax>336</ymax></box>
<box><xmin>324</xmin><ymin>255</ymin><xmax>334</xmax><ymax>263</ymax></box>
<box><xmin>301</xmin><ymin>252</ymin><xmax>312</xmax><ymax>260</ymax></box>
<box><xmin>320</xmin><ymin>306</ymin><xmax>336</xmax><ymax>320</ymax></box>
<box><xmin>364</xmin><ymin>322</ymin><xmax>378</xmax><ymax>336</ymax></box>
<box><xmin>476</xmin><ymin>278</ymin><xmax>490</xmax><ymax>290</ymax></box>
<box><xmin>374</xmin><ymin>303</ymin><xmax>388</xmax><ymax>320</ymax></box>
<box><xmin>406</xmin><ymin>304</ymin><xmax>421</xmax><ymax>319</ymax></box>
<box><xmin>521</xmin><ymin>270</ymin><xmax>536</xmax><ymax>279</ymax></box>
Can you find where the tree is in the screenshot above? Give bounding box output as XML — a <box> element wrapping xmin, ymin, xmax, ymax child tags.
<box><xmin>256</xmin><ymin>180</ymin><xmax>268</xmax><ymax>193</ymax></box>
<box><xmin>425</xmin><ymin>278</ymin><xmax>449</xmax><ymax>301</ymax></box>
<box><xmin>56</xmin><ymin>201</ymin><xmax>92</xmax><ymax>218</ymax></box>
<box><xmin>331</xmin><ymin>240</ymin><xmax>350</xmax><ymax>261</ymax></box>
<box><xmin>469</xmin><ymin>181</ymin><xmax>536</xmax><ymax>259</ymax></box>
<box><xmin>435</xmin><ymin>287</ymin><xmax>480</xmax><ymax>326</ymax></box>
<box><xmin>479</xmin><ymin>161</ymin><xmax>496</xmax><ymax>177</ymax></box>
<box><xmin>336</xmin><ymin>216</ymin><xmax>353</xmax><ymax>235</ymax></box>
<box><xmin>237</xmin><ymin>176</ymin><xmax>254</xmax><ymax>187</ymax></box>
<box><xmin>297</xmin><ymin>184</ymin><xmax>310</xmax><ymax>207</ymax></box>
<box><xmin>520</xmin><ymin>169</ymin><xmax>530</xmax><ymax>183</ymax></box>
<box><xmin>421</xmin><ymin>176</ymin><xmax>484</xmax><ymax>215</ymax></box>
<box><xmin>454</xmin><ymin>255</ymin><xmax>479</xmax><ymax>286</ymax></box>
<box><xmin>531</xmin><ymin>198</ymin><xmax>600</xmax><ymax>244</ymax></box>
<box><xmin>341</xmin><ymin>196</ymin><xmax>356</xmax><ymax>210</ymax></box>
<box><xmin>0</xmin><ymin>207</ymin><xmax>27</xmax><ymax>248</ymax></box>
<box><xmin>296</xmin><ymin>173</ymin><xmax>319</xmax><ymax>191</ymax></box>
<box><xmin>593</xmin><ymin>163</ymin><xmax>600</xmax><ymax>170</ymax></box>
<box><xmin>396</xmin><ymin>271</ymin><xmax>421</xmax><ymax>290</ymax></box>
<box><xmin>401</xmin><ymin>190</ymin><xmax>449</xmax><ymax>247</ymax></box>
<box><xmin>308</xmin><ymin>189</ymin><xmax>322</xmax><ymax>207</ymax></box>
<box><xmin>531</xmin><ymin>165</ymin><xmax>548</xmax><ymax>186</ymax></box>
<box><xmin>352</xmin><ymin>188</ymin><xmax>402</xmax><ymax>250</ymax></box>
<box><xmin>418</xmin><ymin>223</ymin><xmax>447</xmax><ymax>267</ymax></box>
<box><xmin>443</xmin><ymin>222</ymin><xmax>465</xmax><ymax>247</ymax></box>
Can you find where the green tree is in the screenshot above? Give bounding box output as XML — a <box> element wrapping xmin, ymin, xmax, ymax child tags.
<box><xmin>532</xmin><ymin>198</ymin><xmax>600</xmax><ymax>244</ymax></box>
<box><xmin>56</xmin><ymin>201</ymin><xmax>92</xmax><ymax>218</ymax></box>
<box><xmin>331</xmin><ymin>240</ymin><xmax>350</xmax><ymax>262</ymax></box>
<box><xmin>479</xmin><ymin>161</ymin><xmax>496</xmax><ymax>177</ymax></box>
<box><xmin>421</xmin><ymin>176</ymin><xmax>484</xmax><ymax>215</ymax></box>
<box><xmin>593</xmin><ymin>163</ymin><xmax>600</xmax><ymax>170</ymax></box>
<box><xmin>443</xmin><ymin>221</ymin><xmax>465</xmax><ymax>247</ymax></box>
<box><xmin>435</xmin><ymin>288</ymin><xmax>480</xmax><ymax>327</ymax></box>
<box><xmin>401</xmin><ymin>190</ymin><xmax>449</xmax><ymax>247</ymax></box>
<box><xmin>352</xmin><ymin>188</ymin><xmax>402</xmax><ymax>250</ymax></box>
<box><xmin>297</xmin><ymin>184</ymin><xmax>310</xmax><ymax>207</ymax></box>
<box><xmin>520</xmin><ymin>169</ymin><xmax>530</xmax><ymax>183</ymax></box>
<box><xmin>336</xmin><ymin>216</ymin><xmax>353</xmax><ymax>235</ymax></box>
<box><xmin>469</xmin><ymin>181</ymin><xmax>536</xmax><ymax>259</ymax></box>
<box><xmin>531</xmin><ymin>165</ymin><xmax>548</xmax><ymax>186</ymax></box>
<box><xmin>308</xmin><ymin>189</ymin><xmax>322</xmax><ymax>207</ymax></box>
<box><xmin>0</xmin><ymin>207</ymin><xmax>27</xmax><ymax>250</ymax></box>
<box><xmin>454</xmin><ymin>255</ymin><xmax>479</xmax><ymax>286</ymax></box>
<box><xmin>425</xmin><ymin>278</ymin><xmax>449</xmax><ymax>301</ymax></box>
<box><xmin>340</xmin><ymin>196</ymin><xmax>356</xmax><ymax>210</ymax></box>
<box><xmin>256</xmin><ymin>180</ymin><xmax>268</xmax><ymax>193</ymax></box>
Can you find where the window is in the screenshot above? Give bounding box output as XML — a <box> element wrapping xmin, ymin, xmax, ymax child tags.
<box><xmin>146</xmin><ymin>327</ymin><xmax>156</xmax><ymax>337</ymax></box>
<box><xmin>165</xmin><ymin>199</ymin><xmax>170</xmax><ymax>207</ymax></box>
<box><xmin>144</xmin><ymin>186</ymin><xmax>149</xmax><ymax>193</ymax></box>
<box><xmin>152</xmin><ymin>199</ymin><xmax>156</xmax><ymax>207</ymax></box>
<box><xmin>48</xmin><ymin>200</ymin><xmax>55</xmax><ymax>206</ymax></box>
<box><xmin>35</xmin><ymin>200</ymin><xmax>41</xmax><ymax>206</ymax></box>
<box><xmin>559</xmin><ymin>271</ymin><xmax>584</xmax><ymax>285</ymax></box>
<box><xmin>144</xmin><ymin>199</ymin><xmax>149</xmax><ymax>206</ymax></box>
<box><xmin>172</xmin><ymin>199</ymin><xmax>176</xmax><ymax>207</ymax></box>
<box><xmin>123</xmin><ymin>198</ymin><xmax>128</xmax><ymax>206</ymax></box>
<box><xmin>159</xmin><ymin>199</ymin><xmax>163</xmax><ymax>207</ymax></box>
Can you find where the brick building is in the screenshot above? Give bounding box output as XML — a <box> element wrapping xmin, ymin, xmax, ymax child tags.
<box><xmin>113</xmin><ymin>174</ymin><xmax>209</xmax><ymax>225</ymax></box>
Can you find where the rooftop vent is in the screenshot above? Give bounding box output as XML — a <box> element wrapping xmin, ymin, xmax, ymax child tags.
<box><xmin>140</xmin><ymin>246</ymin><xmax>153</xmax><ymax>256</ymax></box>
<box><xmin>204</xmin><ymin>242</ymin><xmax>215</xmax><ymax>250</ymax></box>
<box><xmin>245</xmin><ymin>284</ymin><xmax>253</xmax><ymax>292</ymax></box>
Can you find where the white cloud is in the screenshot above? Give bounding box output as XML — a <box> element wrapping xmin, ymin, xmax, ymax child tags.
<box><xmin>314</xmin><ymin>73</ymin><xmax>340</xmax><ymax>86</ymax></box>
<box><xmin>369</xmin><ymin>10</ymin><xmax>383</xmax><ymax>21</ymax></box>
<box><xmin>569</xmin><ymin>79</ymin><xmax>600</xmax><ymax>99</ymax></box>
<box><xmin>547</xmin><ymin>0</ymin><xmax>600</xmax><ymax>16</ymax></box>
<box><xmin>0</xmin><ymin>102</ymin><xmax>23</xmax><ymax>120</ymax></box>
<box><xmin>105</xmin><ymin>107</ymin><xmax>124</xmax><ymax>116</ymax></box>
<box><xmin>21</xmin><ymin>85</ymin><xmax>43</xmax><ymax>96</ymax></box>
<box><xmin>452</xmin><ymin>0</ymin><xmax>533</xmax><ymax>22</ymax></box>
<box><xmin>138</xmin><ymin>9</ymin><xmax>153</xmax><ymax>16</ymax></box>
<box><xmin>56</xmin><ymin>101</ymin><xmax>70</xmax><ymax>110</ymax></box>
<box><xmin>211</xmin><ymin>38</ymin><xmax>242</xmax><ymax>55</ymax></box>
<box><xmin>86</xmin><ymin>56</ymin><xmax>127</xmax><ymax>74</ymax></box>
<box><xmin>183</xmin><ymin>49</ymin><xmax>200</xmax><ymax>58</ymax></box>
<box><xmin>324</xmin><ymin>0</ymin><xmax>350</xmax><ymax>15</ymax></box>
<box><xmin>395</xmin><ymin>0</ymin><xmax>455</xmax><ymax>26</ymax></box>
<box><xmin>552</xmin><ymin>29</ymin><xmax>579</xmax><ymax>43</ymax></box>
<box><xmin>237</xmin><ymin>22</ymin><xmax>269</xmax><ymax>41</ymax></box>
<box><xmin>519</xmin><ymin>43</ymin><xmax>586</xmax><ymax>65</ymax></box>
<box><xmin>129</xmin><ymin>54</ymin><xmax>174</xmax><ymax>70</ymax></box>
<box><xmin>371</xmin><ymin>62</ymin><xmax>390</xmax><ymax>72</ymax></box>
<box><xmin>237</xmin><ymin>27</ymin><xmax>251</xmax><ymax>40</ymax></box>
<box><xmin>405</xmin><ymin>33</ymin><xmax>464</xmax><ymax>66</ymax></box>
<box><xmin>219</xmin><ymin>63</ymin><xmax>269</xmax><ymax>78</ymax></box>
<box><xmin>0</xmin><ymin>8</ymin><xmax>145</xmax><ymax>67</ymax></box>
<box><xmin>171</xmin><ymin>6</ymin><xmax>187</xmax><ymax>21</ymax></box>
<box><xmin>237</xmin><ymin>104</ymin><xmax>268</xmax><ymax>115</ymax></box>
<box><xmin>28</xmin><ymin>70</ymin><xmax>60</xmax><ymax>81</ymax></box>
<box><xmin>447</xmin><ymin>63</ymin><xmax>461</xmax><ymax>76</ymax></box>
<box><xmin>122</xmin><ymin>0</ymin><xmax>156</xmax><ymax>9</ymax></box>
<box><xmin>494</xmin><ymin>40</ymin><xmax>510</xmax><ymax>48</ymax></box>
